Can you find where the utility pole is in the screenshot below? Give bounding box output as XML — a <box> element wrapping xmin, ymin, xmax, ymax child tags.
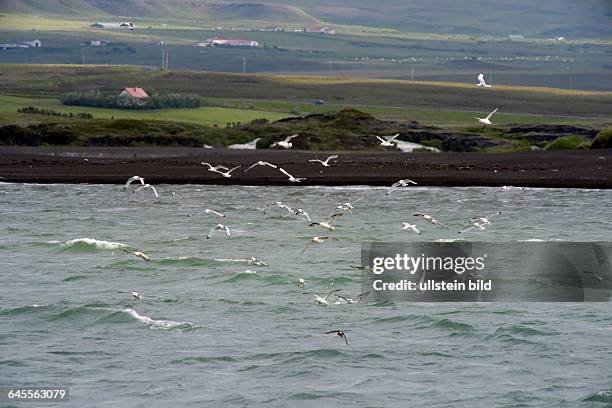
<box><xmin>243</xmin><ymin>56</ymin><xmax>247</xmax><ymax>73</ymax></box>
<box><xmin>411</xmin><ymin>64</ymin><xmax>414</xmax><ymax>81</ymax></box>
<box><xmin>82</xmin><ymin>47</ymin><xmax>86</xmax><ymax>65</ymax></box>
<box><xmin>165</xmin><ymin>47</ymin><xmax>169</xmax><ymax>70</ymax></box>
<box><xmin>161</xmin><ymin>48</ymin><xmax>165</xmax><ymax>70</ymax></box>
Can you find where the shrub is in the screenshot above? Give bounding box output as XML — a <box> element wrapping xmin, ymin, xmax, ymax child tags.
<box><xmin>61</xmin><ymin>92</ymin><xmax>201</xmax><ymax>110</ymax></box>
<box><xmin>545</xmin><ymin>135</ymin><xmax>590</xmax><ymax>150</ymax></box>
<box><xmin>591</xmin><ymin>129</ymin><xmax>612</xmax><ymax>149</ymax></box>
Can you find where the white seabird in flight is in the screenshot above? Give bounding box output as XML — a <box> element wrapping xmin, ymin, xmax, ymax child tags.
<box><xmin>204</xmin><ymin>208</ymin><xmax>226</xmax><ymax>218</ymax></box>
<box><xmin>244</xmin><ymin>161</ymin><xmax>278</xmax><ymax>173</ymax></box>
<box><xmin>263</xmin><ymin>201</ymin><xmax>294</xmax><ymax>215</ymax></box>
<box><xmin>414</xmin><ymin>213</ymin><xmax>445</xmax><ymax>226</ymax></box>
<box><xmin>312</xmin><ymin>289</ymin><xmax>342</xmax><ymax>306</ymax></box>
<box><xmin>401</xmin><ymin>223</ymin><xmax>421</xmax><ymax>234</ymax></box>
<box><xmin>386</xmin><ymin>179</ymin><xmax>417</xmax><ymax>195</ymax></box>
<box><xmin>120</xmin><ymin>22</ymin><xmax>135</xmax><ymax>31</ymax></box>
<box><xmin>271</xmin><ymin>134</ymin><xmax>299</xmax><ymax>149</ymax></box>
<box><xmin>118</xmin><ymin>290</ymin><xmax>143</xmax><ymax>300</ymax></box>
<box><xmin>334</xmin><ymin>291</ymin><xmax>370</xmax><ymax>304</ymax></box>
<box><xmin>207</xmin><ymin>224</ymin><xmax>231</xmax><ymax>239</ymax></box>
<box><xmin>309</xmin><ymin>212</ymin><xmax>342</xmax><ymax>231</ymax></box>
<box><xmin>377</xmin><ymin>133</ymin><xmax>399</xmax><ymax>147</ymax></box>
<box><xmin>133</xmin><ymin>184</ymin><xmax>159</xmax><ymax>198</ymax></box>
<box><xmin>308</xmin><ymin>155</ymin><xmax>338</xmax><ymax>167</ymax></box>
<box><xmin>124</xmin><ymin>176</ymin><xmax>145</xmax><ymax>189</ymax></box>
<box><xmin>292</xmin><ymin>209</ymin><xmax>312</xmax><ymax>222</ymax></box>
<box><xmin>213</xmin><ymin>165</ymin><xmax>242</xmax><ymax>178</ymax></box>
<box><xmin>301</xmin><ymin>236</ymin><xmax>331</xmax><ymax>254</ymax></box>
<box><xmin>459</xmin><ymin>211</ymin><xmax>502</xmax><ymax>234</ymax></box>
<box><xmin>477</xmin><ymin>73</ymin><xmax>491</xmax><ymax>87</ymax></box>
<box><xmin>278</xmin><ymin>168</ymin><xmax>306</xmax><ymax>183</ymax></box>
<box><xmin>201</xmin><ymin>162</ymin><xmax>229</xmax><ymax>173</ymax></box>
<box><xmin>475</xmin><ymin>107</ymin><xmax>499</xmax><ymax>125</ymax></box>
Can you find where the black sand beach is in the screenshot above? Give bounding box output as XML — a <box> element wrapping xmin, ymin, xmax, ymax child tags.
<box><xmin>0</xmin><ymin>147</ymin><xmax>610</xmax><ymax>188</ymax></box>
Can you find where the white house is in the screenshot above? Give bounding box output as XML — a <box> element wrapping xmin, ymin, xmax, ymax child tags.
<box><xmin>0</xmin><ymin>39</ymin><xmax>42</xmax><ymax>49</ymax></box>
<box><xmin>196</xmin><ymin>37</ymin><xmax>259</xmax><ymax>48</ymax></box>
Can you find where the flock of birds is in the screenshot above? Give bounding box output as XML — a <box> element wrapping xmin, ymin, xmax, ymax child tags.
<box><xmin>113</xmin><ymin>72</ymin><xmax>505</xmax><ymax>345</ymax></box>
<box><xmin>122</xmin><ymin>159</ymin><xmax>512</xmax><ymax>345</ymax></box>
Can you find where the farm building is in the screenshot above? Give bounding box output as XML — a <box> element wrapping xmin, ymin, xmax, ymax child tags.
<box><xmin>90</xmin><ymin>22</ymin><xmax>122</xmax><ymax>29</ymax></box>
<box><xmin>260</xmin><ymin>26</ymin><xmax>284</xmax><ymax>32</ymax></box>
<box><xmin>197</xmin><ymin>37</ymin><xmax>259</xmax><ymax>48</ymax></box>
<box><xmin>117</xmin><ymin>87</ymin><xmax>150</xmax><ymax>107</ymax></box>
<box><xmin>305</xmin><ymin>26</ymin><xmax>336</xmax><ymax>35</ymax></box>
<box><xmin>86</xmin><ymin>40</ymin><xmax>108</xmax><ymax>47</ymax></box>
<box><xmin>0</xmin><ymin>39</ymin><xmax>42</xmax><ymax>50</ymax></box>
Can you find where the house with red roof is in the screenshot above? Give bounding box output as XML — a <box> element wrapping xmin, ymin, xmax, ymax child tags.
<box><xmin>119</xmin><ymin>87</ymin><xmax>149</xmax><ymax>98</ymax></box>
<box><xmin>118</xmin><ymin>87</ymin><xmax>150</xmax><ymax>107</ymax></box>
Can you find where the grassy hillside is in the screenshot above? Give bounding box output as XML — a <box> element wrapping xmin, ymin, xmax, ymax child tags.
<box><xmin>1</xmin><ymin>65</ymin><xmax>611</xmax><ymax>120</ymax></box>
<box><xmin>1</xmin><ymin>0</ymin><xmax>610</xmax><ymax>38</ymax></box>
<box><xmin>0</xmin><ymin>0</ymin><xmax>321</xmax><ymax>24</ymax></box>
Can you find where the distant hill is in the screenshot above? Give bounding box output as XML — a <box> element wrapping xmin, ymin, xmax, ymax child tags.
<box><xmin>1</xmin><ymin>0</ymin><xmax>611</xmax><ymax>38</ymax></box>
<box><xmin>0</xmin><ymin>0</ymin><xmax>320</xmax><ymax>24</ymax></box>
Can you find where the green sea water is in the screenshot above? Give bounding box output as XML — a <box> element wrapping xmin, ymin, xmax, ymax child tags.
<box><xmin>1</xmin><ymin>183</ymin><xmax>611</xmax><ymax>407</ymax></box>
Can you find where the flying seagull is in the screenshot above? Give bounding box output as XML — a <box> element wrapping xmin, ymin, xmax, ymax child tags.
<box><xmin>459</xmin><ymin>211</ymin><xmax>502</xmax><ymax>234</ymax></box>
<box><xmin>333</xmin><ymin>196</ymin><xmax>365</xmax><ymax>213</ymax></box>
<box><xmin>289</xmin><ymin>274</ymin><xmax>312</xmax><ymax>288</ymax></box>
<box><xmin>301</xmin><ymin>236</ymin><xmax>331</xmax><ymax>254</ymax></box>
<box><xmin>278</xmin><ymin>167</ymin><xmax>306</xmax><ymax>183</ymax></box>
<box><xmin>247</xmin><ymin>257</ymin><xmax>268</xmax><ymax>266</ymax></box>
<box><xmin>118</xmin><ymin>290</ymin><xmax>143</xmax><ymax>300</ymax></box>
<box><xmin>312</xmin><ymin>289</ymin><xmax>342</xmax><ymax>306</ymax></box>
<box><xmin>414</xmin><ymin>213</ymin><xmax>445</xmax><ymax>226</ymax></box>
<box><xmin>244</xmin><ymin>161</ymin><xmax>278</xmax><ymax>173</ymax></box>
<box><xmin>325</xmin><ymin>330</ymin><xmax>349</xmax><ymax>345</ymax></box>
<box><xmin>263</xmin><ymin>201</ymin><xmax>294</xmax><ymax>215</ymax></box>
<box><xmin>213</xmin><ymin>165</ymin><xmax>241</xmax><ymax>178</ymax></box>
<box><xmin>335</xmin><ymin>291</ymin><xmax>370</xmax><ymax>304</ymax></box>
<box><xmin>204</xmin><ymin>208</ymin><xmax>225</xmax><ymax>218</ymax></box>
<box><xmin>475</xmin><ymin>107</ymin><xmax>499</xmax><ymax>125</ymax></box>
<box><xmin>477</xmin><ymin>73</ymin><xmax>491</xmax><ymax>88</ymax></box>
<box><xmin>131</xmin><ymin>251</ymin><xmax>151</xmax><ymax>261</ymax></box>
<box><xmin>133</xmin><ymin>184</ymin><xmax>159</xmax><ymax>198</ymax></box>
<box><xmin>401</xmin><ymin>223</ymin><xmax>421</xmax><ymax>234</ymax></box>
<box><xmin>201</xmin><ymin>162</ymin><xmax>229</xmax><ymax>173</ymax></box>
<box><xmin>377</xmin><ymin>133</ymin><xmax>399</xmax><ymax>147</ymax></box>
<box><xmin>293</xmin><ymin>209</ymin><xmax>312</xmax><ymax>222</ymax></box>
<box><xmin>271</xmin><ymin>134</ymin><xmax>299</xmax><ymax>149</ymax></box>
<box><xmin>120</xmin><ymin>22</ymin><xmax>135</xmax><ymax>31</ymax></box>
<box><xmin>207</xmin><ymin>224</ymin><xmax>231</xmax><ymax>239</ymax></box>
<box><xmin>309</xmin><ymin>212</ymin><xmax>342</xmax><ymax>231</ymax></box>
<box><xmin>124</xmin><ymin>176</ymin><xmax>145</xmax><ymax>189</ymax></box>
<box><xmin>386</xmin><ymin>179</ymin><xmax>417</xmax><ymax>195</ymax></box>
<box><xmin>308</xmin><ymin>155</ymin><xmax>338</xmax><ymax>167</ymax></box>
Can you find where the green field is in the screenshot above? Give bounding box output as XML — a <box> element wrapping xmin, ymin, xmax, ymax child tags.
<box><xmin>0</xmin><ymin>95</ymin><xmax>288</xmax><ymax>127</ymax></box>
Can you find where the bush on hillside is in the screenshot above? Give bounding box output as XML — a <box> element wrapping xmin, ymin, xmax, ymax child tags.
<box><xmin>591</xmin><ymin>129</ymin><xmax>612</xmax><ymax>149</ymax></box>
<box><xmin>545</xmin><ymin>135</ymin><xmax>590</xmax><ymax>150</ymax></box>
<box><xmin>61</xmin><ymin>92</ymin><xmax>201</xmax><ymax>110</ymax></box>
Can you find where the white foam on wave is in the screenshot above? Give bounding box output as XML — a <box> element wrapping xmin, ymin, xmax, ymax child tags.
<box><xmin>123</xmin><ymin>308</ymin><xmax>196</xmax><ymax>330</ymax></box>
<box><xmin>64</xmin><ymin>238</ymin><xmax>127</xmax><ymax>250</ymax></box>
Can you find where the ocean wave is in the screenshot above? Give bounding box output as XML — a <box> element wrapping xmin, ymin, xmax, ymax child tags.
<box><xmin>416</xmin><ymin>316</ymin><xmax>476</xmax><ymax>334</ymax></box>
<box><xmin>0</xmin><ymin>303</ymin><xmax>53</xmax><ymax>317</ymax></box>
<box><xmin>158</xmin><ymin>256</ymin><xmax>215</xmax><ymax>267</ymax></box>
<box><xmin>62</xmin><ymin>238</ymin><xmax>128</xmax><ymax>251</ymax></box>
<box><xmin>121</xmin><ymin>308</ymin><xmax>199</xmax><ymax>332</ymax></box>
<box><xmin>583</xmin><ymin>390</ymin><xmax>612</xmax><ymax>403</ymax></box>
